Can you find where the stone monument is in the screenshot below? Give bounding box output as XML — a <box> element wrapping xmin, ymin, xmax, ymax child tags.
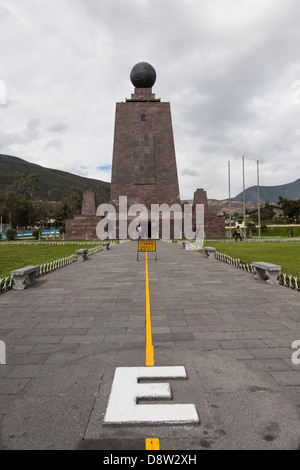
<box><xmin>110</xmin><ymin>62</ymin><xmax>180</xmax><ymax>210</ymax></box>
<box><xmin>66</xmin><ymin>62</ymin><xmax>225</xmax><ymax>240</ymax></box>
<box><xmin>192</xmin><ymin>189</ymin><xmax>225</xmax><ymax>238</ymax></box>
<box><xmin>66</xmin><ymin>189</ymin><xmax>98</xmax><ymax>240</ymax></box>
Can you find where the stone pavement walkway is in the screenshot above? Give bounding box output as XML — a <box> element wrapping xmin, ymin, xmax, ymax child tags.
<box><xmin>0</xmin><ymin>241</ymin><xmax>299</xmax><ymax>450</ymax></box>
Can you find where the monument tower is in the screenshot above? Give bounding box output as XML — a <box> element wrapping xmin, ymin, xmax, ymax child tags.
<box><xmin>110</xmin><ymin>62</ymin><xmax>180</xmax><ymax>209</ymax></box>
<box><xmin>66</xmin><ymin>62</ymin><xmax>225</xmax><ymax>240</ymax></box>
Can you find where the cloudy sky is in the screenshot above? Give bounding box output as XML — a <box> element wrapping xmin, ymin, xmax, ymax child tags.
<box><xmin>1</xmin><ymin>0</ymin><xmax>300</xmax><ymax>200</ymax></box>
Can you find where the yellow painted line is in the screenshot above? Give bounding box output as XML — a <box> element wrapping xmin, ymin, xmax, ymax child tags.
<box><xmin>145</xmin><ymin>251</ymin><xmax>154</xmax><ymax>367</ymax></box>
<box><xmin>145</xmin><ymin>438</ymin><xmax>160</xmax><ymax>450</ymax></box>
<box><xmin>144</xmin><ymin>250</ymin><xmax>160</xmax><ymax>450</ymax></box>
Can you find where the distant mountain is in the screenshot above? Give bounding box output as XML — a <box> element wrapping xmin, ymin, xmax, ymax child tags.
<box><xmin>232</xmin><ymin>179</ymin><xmax>300</xmax><ymax>203</ymax></box>
<box><xmin>0</xmin><ymin>154</ymin><xmax>110</xmax><ymax>203</ymax></box>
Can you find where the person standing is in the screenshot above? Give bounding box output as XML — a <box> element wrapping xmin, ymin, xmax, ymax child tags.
<box><xmin>235</xmin><ymin>226</ymin><xmax>243</xmax><ymax>242</ymax></box>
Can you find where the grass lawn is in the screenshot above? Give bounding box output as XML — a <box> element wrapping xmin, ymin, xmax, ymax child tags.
<box><xmin>204</xmin><ymin>241</ymin><xmax>300</xmax><ymax>277</ymax></box>
<box><xmin>225</xmin><ymin>226</ymin><xmax>300</xmax><ymax>238</ymax></box>
<box><xmin>0</xmin><ymin>243</ymin><xmax>99</xmax><ymax>279</ymax></box>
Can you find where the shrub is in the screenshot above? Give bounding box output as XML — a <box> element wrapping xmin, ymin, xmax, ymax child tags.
<box><xmin>32</xmin><ymin>230</ymin><xmax>42</xmax><ymax>240</ymax></box>
<box><xmin>6</xmin><ymin>228</ymin><xmax>18</xmax><ymax>240</ymax></box>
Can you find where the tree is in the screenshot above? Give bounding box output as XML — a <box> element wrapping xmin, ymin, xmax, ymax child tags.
<box><xmin>6</xmin><ymin>228</ymin><xmax>17</xmax><ymax>240</ymax></box>
<box><xmin>31</xmin><ymin>199</ymin><xmax>55</xmax><ymax>227</ymax></box>
<box><xmin>32</xmin><ymin>229</ymin><xmax>41</xmax><ymax>240</ymax></box>
<box><xmin>54</xmin><ymin>197</ymin><xmax>72</xmax><ymax>224</ymax></box>
<box><xmin>249</xmin><ymin>201</ymin><xmax>275</xmax><ymax>223</ymax></box>
<box><xmin>3</xmin><ymin>186</ymin><xmax>20</xmax><ymax>226</ymax></box>
<box><xmin>261</xmin><ymin>201</ymin><xmax>275</xmax><ymax>221</ymax></box>
<box><xmin>70</xmin><ymin>186</ymin><xmax>83</xmax><ymax>215</ymax></box>
<box><xmin>0</xmin><ymin>189</ymin><xmax>8</xmax><ymax>224</ymax></box>
<box><xmin>278</xmin><ymin>196</ymin><xmax>300</xmax><ymax>220</ymax></box>
<box><xmin>22</xmin><ymin>174</ymin><xmax>40</xmax><ymax>199</ymax></box>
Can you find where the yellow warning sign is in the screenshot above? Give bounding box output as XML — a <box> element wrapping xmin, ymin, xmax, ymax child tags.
<box><xmin>138</xmin><ymin>241</ymin><xmax>156</xmax><ymax>252</ymax></box>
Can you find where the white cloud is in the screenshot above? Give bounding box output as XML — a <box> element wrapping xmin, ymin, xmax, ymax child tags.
<box><xmin>43</xmin><ymin>139</ymin><xmax>63</xmax><ymax>152</ymax></box>
<box><xmin>46</xmin><ymin>123</ymin><xmax>69</xmax><ymax>134</ymax></box>
<box><xmin>0</xmin><ymin>0</ymin><xmax>300</xmax><ymax>199</ymax></box>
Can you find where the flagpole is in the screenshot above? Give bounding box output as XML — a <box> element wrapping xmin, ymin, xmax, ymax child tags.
<box><xmin>228</xmin><ymin>161</ymin><xmax>232</xmax><ymax>239</ymax></box>
<box><xmin>257</xmin><ymin>160</ymin><xmax>261</xmax><ymax>238</ymax></box>
<box><xmin>242</xmin><ymin>156</ymin><xmax>246</xmax><ymax>239</ymax></box>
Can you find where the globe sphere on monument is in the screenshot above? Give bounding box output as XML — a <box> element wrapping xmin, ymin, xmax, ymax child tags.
<box><xmin>130</xmin><ymin>62</ymin><xmax>156</xmax><ymax>88</ymax></box>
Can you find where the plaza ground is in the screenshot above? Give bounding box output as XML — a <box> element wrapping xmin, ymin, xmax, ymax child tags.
<box><xmin>0</xmin><ymin>241</ymin><xmax>299</xmax><ymax>450</ymax></box>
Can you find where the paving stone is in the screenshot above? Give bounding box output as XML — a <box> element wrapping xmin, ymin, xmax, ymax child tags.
<box><xmin>175</xmin><ymin>340</ymin><xmax>221</xmax><ymax>350</ymax></box>
<box><xmin>184</xmin><ymin>308</ymin><xmax>219</xmax><ymax>315</ymax></box>
<box><xmin>280</xmin><ymin>323</ymin><xmax>300</xmax><ymax>330</ymax></box>
<box><xmin>6</xmin><ymin>365</ymin><xmax>56</xmax><ymax>378</ymax></box>
<box><xmin>282</xmin><ymin>358</ymin><xmax>300</xmax><ymax>371</ymax></box>
<box><xmin>6</xmin><ymin>328</ymin><xmax>51</xmax><ymax>337</ymax></box>
<box><xmin>242</xmin><ymin>359</ymin><xmax>294</xmax><ymax>372</ymax></box>
<box><xmin>108</xmin><ymin>320</ymin><xmax>130</xmax><ymax>327</ymax></box>
<box><xmin>48</xmin><ymin>328</ymin><xmax>88</xmax><ymax>335</ymax></box>
<box><xmin>284</xmin><ymin>386</ymin><xmax>300</xmax><ymax>406</ymax></box>
<box><xmin>234</xmin><ymin>331</ymin><xmax>278</xmax><ymax>339</ymax></box>
<box><xmin>128</xmin><ymin>316</ymin><xmax>146</xmax><ymax>322</ymax></box>
<box><xmin>269</xmin><ymin>371</ymin><xmax>300</xmax><ymax>386</ymax></box>
<box><xmin>0</xmin><ymin>329</ymin><xmax>12</xmax><ymax>337</ymax></box>
<box><xmin>104</xmin><ymin>328</ymin><xmax>127</xmax><ymax>335</ymax></box>
<box><xmin>7</xmin><ymin>353</ymin><xmax>50</xmax><ymax>365</ymax></box>
<box><xmin>0</xmin><ymin>365</ymin><xmax>14</xmax><ymax>378</ymax></box>
<box><xmin>0</xmin><ymin>378</ymin><xmax>30</xmax><ymax>395</ymax></box>
<box><xmin>103</xmin><ymin>335</ymin><xmax>145</xmax><ymax>343</ymax></box>
<box><xmin>152</xmin><ymin>332</ymin><xmax>194</xmax><ymax>342</ymax></box>
<box><xmin>61</xmin><ymin>335</ymin><xmax>104</xmax><ymax>344</ymax></box>
<box><xmin>248</xmin><ymin>348</ymin><xmax>293</xmax><ymax>359</ymax></box>
<box><xmin>152</xmin><ymin>327</ymin><xmax>171</xmax><ymax>334</ymax></box>
<box><xmin>193</xmin><ymin>332</ymin><xmax>237</xmax><ymax>340</ymax></box>
<box><xmin>5</xmin><ymin>344</ymin><xmax>35</xmax><ymax>354</ymax></box>
<box><xmin>219</xmin><ymin>339</ymin><xmax>267</xmax><ymax>349</ymax></box>
<box><xmin>209</xmin><ymin>349</ymin><xmax>256</xmax><ymax>360</ymax></box>
<box><xmin>207</xmin><ymin>324</ymin><xmax>249</xmax><ymax>332</ymax></box>
<box><xmin>16</xmin><ymin>336</ymin><xmax>63</xmax><ymax>344</ymax></box>
<box><xmin>43</xmin><ymin>352</ymin><xmax>91</xmax><ymax>365</ymax></box>
<box><xmin>1</xmin><ymin>395</ymin><xmax>95</xmax><ymax>450</ymax></box>
<box><xmin>71</xmin><ymin>321</ymin><xmax>96</xmax><ymax>328</ymax></box>
<box><xmin>155</xmin><ymin>342</ymin><xmax>175</xmax><ymax>349</ymax></box>
<box><xmin>262</xmin><ymin>337</ymin><xmax>298</xmax><ymax>348</ymax></box>
<box><xmin>126</xmin><ymin>327</ymin><xmax>145</xmax><ymax>335</ymax></box>
<box><xmin>30</xmin><ymin>344</ymin><xmax>80</xmax><ymax>354</ymax></box>
<box><xmin>0</xmin><ymin>396</ymin><xmax>15</xmax><ymax>414</ymax></box>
